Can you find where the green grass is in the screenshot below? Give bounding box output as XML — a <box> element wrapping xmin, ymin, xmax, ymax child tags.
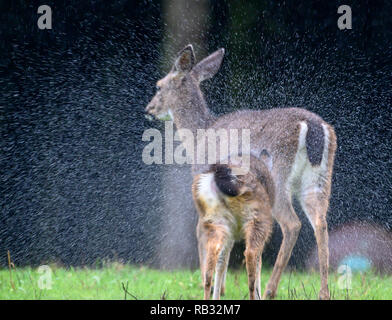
<box><xmin>0</xmin><ymin>263</ymin><xmax>391</xmax><ymax>300</ymax></box>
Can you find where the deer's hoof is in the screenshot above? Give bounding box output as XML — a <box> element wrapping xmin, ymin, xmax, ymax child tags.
<box><xmin>262</xmin><ymin>289</ymin><xmax>276</xmax><ymax>300</ymax></box>
<box><xmin>319</xmin><ymin>290</ymin><xmax>330</xmax><ymax>300</ymax></box>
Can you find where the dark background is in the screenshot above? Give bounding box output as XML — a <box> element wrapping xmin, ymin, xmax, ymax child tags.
<box><xmin>1</xmin><ymin>0</ymin><xmax>391</xmax><ymax>268</ymax></box>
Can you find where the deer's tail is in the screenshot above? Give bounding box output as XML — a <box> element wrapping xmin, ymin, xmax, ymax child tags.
<box><xmin>305</xmin><ymin>119</ymin><xmax>325</xmax><ymax>166</ymax></box>
<box><xmin>211</xmin><ymin>164</ymin><xmax>240</xmax><ymax>197</ymax></box>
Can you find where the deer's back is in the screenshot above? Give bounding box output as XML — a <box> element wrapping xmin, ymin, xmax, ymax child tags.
<box><xmin>196</xmin><ymin>107</ymin><xmax>334</xmax><ymax>183</ymax></box>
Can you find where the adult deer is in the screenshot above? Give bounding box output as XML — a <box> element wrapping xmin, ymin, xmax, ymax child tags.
<box><xmin>145</xmin><ymin>45</ymin><xmax>337</xmax><ymax>300</ymax></box>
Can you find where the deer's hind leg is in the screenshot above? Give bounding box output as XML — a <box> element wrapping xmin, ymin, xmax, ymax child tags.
<box><xmin>263</xmin><ymin>192</ymin><xmax>301</xmax><ymax>300</ymax></box>
<box><xmin>202</xmin><ymin>224</ymin><xmax>228</xmax><ymax>300</ymax></box>
<box><xmin>196</xmin><ymin>219</ymin><xmax>207</xmax><ymax>287</ymax></box>
<box><xmin>195</xmin><ymin>200</ymin><xmax>231</xmax><ymax>299</ymax></box>
<box><xmin>197</xmin><ymin>219</ymin><xmax>232</xmax><ymax>299</ymax></box>
<box><xmin>299</xmin><ymin>183</ymin><xmax>330</xmax><ymax>300</ymax></box>
<box><xmin>218</xmin><ymin>239</ymin><xmax>233</xmax><ymax>297</ymax></box>
<box><xmin>245</xmin><ymin>217</ymin><xmax>272</xmax><ymax>300</ymax></box>
<box><xmin>212</xmin><ymin>238</ymin><xmax>233</xmax><ymax>299</ymax></box>
<box><xmin>255</xmin><ymin>254</ymin><xmax>262</xmax><ymax>299</ymax></box>
<box><xmin>299</xmin><ymin>124</ymin><xmax>336</xmax><ymax>300</ymax></box>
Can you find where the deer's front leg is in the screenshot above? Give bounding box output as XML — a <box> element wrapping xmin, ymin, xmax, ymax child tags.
<box><xmin>213</xmin><ymin>239</ymin><xmax>233</xmax><ymax>299</ymax></box>
<box><xmin>245</xmin><ymin>218</ymin><xmax>270</xmax><ymax>300</ymax></box>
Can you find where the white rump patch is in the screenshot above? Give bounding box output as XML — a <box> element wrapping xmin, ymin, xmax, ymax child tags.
<box><xmin>197</xmin><ymin>173</ymin><xmax>220</xmax><ymax>208</ymax></box>
<box><xmin>299</xmin><ymin>123</ymin><xmax>330</xmax><ymax>230</ymax></box>
<box><xmin>288</xmin><ymin>122</ymin><xmax>330</xmax><ymax>198</ymax></box>
<box><xmin>287</xmin><ymin>122</ymin><xmax>309</xmax><ymax>194</ymax></box>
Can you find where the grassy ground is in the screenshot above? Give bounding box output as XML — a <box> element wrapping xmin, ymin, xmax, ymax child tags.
<box><xmin>0</xmin><ymin>263</ymin><xmax>391</xmax><ymax>300</ymax></box>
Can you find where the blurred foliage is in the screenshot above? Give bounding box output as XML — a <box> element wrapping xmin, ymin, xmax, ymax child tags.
<box><xmin>0</xmin><ymin>0</ymin><xmax>391</xmax><ymax>268</ymax></box>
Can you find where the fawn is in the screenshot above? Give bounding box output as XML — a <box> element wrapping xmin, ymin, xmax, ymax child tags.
<box><xmin>146</xmin><ymin>45</ymin><xmax>337</xmax><ymax>300</ymax></box>
<box><xmin>193</xmin><ymin>154</ymin><xmax>274</xmax><ymax>300</ymax></box>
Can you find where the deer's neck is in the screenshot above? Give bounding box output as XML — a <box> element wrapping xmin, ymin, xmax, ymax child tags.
<box><xmin>171</xmin><ymin>89</ymin><xmax>216</xmax><ymax>135</ymax></box>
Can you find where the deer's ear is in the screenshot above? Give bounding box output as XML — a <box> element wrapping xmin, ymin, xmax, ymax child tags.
<box><xmin>174</xmin><ymin>44</ymin><xmax>196</xmax><ymax>72</ymax></box>
<box><xmin>191</xmin><ymin>48</ymin><xmax>225</xmax><ymax>82</ymax></box>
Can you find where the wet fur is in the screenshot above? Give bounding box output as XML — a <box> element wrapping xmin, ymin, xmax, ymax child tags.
<box><xmin>305</xmin><ymin>119</ymin><xmax>325</xmax><ymax>166</ymax></box>
<box><xmin>193</xmin><ymin>156</ymin><xmax>274</xmax><ymax>300</ymax></box>
<box><xmin>146</xmin><ymin>45</ymin><xmax>337</xmax><ymax>300</ymax></box>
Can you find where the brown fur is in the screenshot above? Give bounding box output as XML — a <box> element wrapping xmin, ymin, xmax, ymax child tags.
<box><xmin>192</xmin><ymin>156</ymin><xmax>274</xmax><ymax>300</ymax></box>
<box><xmin>146</xmin><ymin>45</ymin><xmax>337</xmax><ymax>300</ymax></box>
